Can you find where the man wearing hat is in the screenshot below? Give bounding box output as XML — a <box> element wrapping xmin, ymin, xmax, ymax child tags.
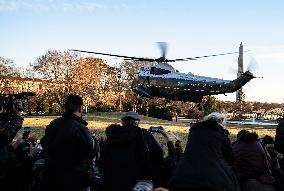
<box><xmin>99</xmin><ymin>111</ymin><xmax>164</xmax><ymax>191</ymax></box>
<box><xmin>41</xmin><ymin>95</ymin><xmax>97</xmax><ymax>191</ymax></box>
<box><xmin>121</xmin><ymin>111</ymin><xmax>141</xmax><ymax>126</ymax></box>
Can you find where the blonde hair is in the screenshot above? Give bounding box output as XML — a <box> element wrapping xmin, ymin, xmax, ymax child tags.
<box><xmin>202</xmin><ymin>112</ymin><xmax>226</xmax><ymax>126</ymax></box>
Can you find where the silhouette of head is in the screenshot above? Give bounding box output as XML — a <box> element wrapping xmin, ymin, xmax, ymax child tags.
<box><xmin>64</xmin><ymin>94</ymin><xmax>83</xmax><ymax>113</ymax></box>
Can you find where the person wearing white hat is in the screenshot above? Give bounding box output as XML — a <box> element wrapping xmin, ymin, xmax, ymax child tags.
<box><xmin>121</xmin><ymin>111</ymin><xmax>141</xmax><ymax>127</ymax></box>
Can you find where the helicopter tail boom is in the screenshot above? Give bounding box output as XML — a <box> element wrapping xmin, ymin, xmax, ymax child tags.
<box><xmin>228</xmin><ymin>71</ymin><xmax>254</xmax><ymax>92</ymax></box>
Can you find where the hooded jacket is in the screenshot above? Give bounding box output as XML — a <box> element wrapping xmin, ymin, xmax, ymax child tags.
<box><xmin>99</xmin><ymin>124</ymin><xmax>163</xmax><ymax>191</ymax></box>
<box><xmin>233</xmin><ymin>139</ymin><xmax>273</xmax><ymax>182</ymax></box>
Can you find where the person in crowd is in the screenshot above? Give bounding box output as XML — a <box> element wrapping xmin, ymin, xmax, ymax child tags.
<box><xmin>169</xmin><ymin>112</ymin><xmax>240</xmax><ymax>191</ymax></box>
<box><xmin>156</xmin><ymin>127</ymin><xmax>182</xmax><ymax>187</ymax></box>
<box><xmin>99</xmin><ymin>111</ymin><xmax>164</xmax><ymax>191</ymax></box>
<box><xmin>41</xmin><ymin>95</ymin><xmax>98</xmax><ymax>191</ymax></box>
<box><xmin>260</xmin><ymin>135</ymin><xmax>275</xmax><ymax>147</ymax></box>
<box><xmin>261</xmin><ymin>135</ymin><xmax>284</xmax><ymax>191</ymax></box>
<box><xmin>174</xmin><ymin>140</ymin><xmax>183</xmax><ymax>161</ymax></box>
<box><xmin>260</xmin><ymin>135</ymin><xmax>282</xmax><ymax>179</ymax></box>
<box><xmin>259</xmin><ymin>135</ymin><xmax>280</xmax><ymax>171</ymax></box>
<box><xmin>0</xmin><ymin>99</ymin><xmax>24</xmax><ymax>190</ymax></box>
<box><xmin>274</xmin><ymin>118</ymin><xmax>284</xmax><ymax>191</ymax></box>
<box><xmin>2</xmin><ymin>134</ymin><xmax>38</xmax><ymax>191</ymax></box>
<box><xmin>233</xmin><ymin>130</ymin><xmax>275</xmax><ymax>191</ymax></box>
<box><xmin>275</xmin><ymin>117</ymin><xmax>284</xmax><ymax>170</ymax></box>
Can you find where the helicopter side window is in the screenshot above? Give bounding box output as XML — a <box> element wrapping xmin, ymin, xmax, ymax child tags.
<box><xmin>150</xmin><ymin>67</ymin><xmax>171</xmax><ymax>75</ymax></box>
<box><xmin>150</xmin><ymin>67</ymin><xmax>161</xmax><ymax>75</ymax></box>
<box><xmin>161</xmin><ymin>69</ymin><xmax>171</xmax><ymax>74</ymax></box>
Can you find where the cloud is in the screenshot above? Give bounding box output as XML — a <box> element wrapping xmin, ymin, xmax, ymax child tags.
<box><xmin>0</xmin><ymin>0</ymin><xmax>19</xmax><ymax>11</ymax></box>
<box><xmin>0</xmin><ymin>0</ymin><xmax>105</xmax><ymax>12</ymax></box>
<box><xmin>62</xmin><ymin>2</ymin><xmax>104</xmax><ymax>12</ymax></box>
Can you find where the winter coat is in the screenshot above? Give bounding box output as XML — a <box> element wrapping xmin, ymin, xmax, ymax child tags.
<box><xmin>99</xmin><ymin>125</ymin><xmax>163</xmax><ymax>191</ymax></box>
<box><xmin>233</xmin><ymin>140</ymin><xmax>274</xmax><ymax>182</ymax></box>
<box><xmin>0</xmin><ymin>115</ymin><xmax>24</xmax><ymax>146</ymax></box>
<box><xmin>275</xmin><ymin>119</ymin><xmax>284</xmax><ymax>154</ymax></box>
<box><xmin>0</xmin><ymin>115</ymin><xmax>24</xmax><ymax>181</ymax></box>
<box><xmin>41</xmin><ymin>112</ymin><xmax>96</xmax><ymax>191</ymax></box>
<box><xmin>169</xmin><ymin>119</ymin><xmax>240</xmax><ymax>191</ymax></box>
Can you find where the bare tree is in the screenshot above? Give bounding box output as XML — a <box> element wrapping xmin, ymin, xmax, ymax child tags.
<box><xmin>71</xmin><ymin>57</ymin><xmax>119</xmax><ymax>110</ymax></box>
<box><xmin>0</xmin><ymin>57</ymin><xmax>20</xmax><ymax>76</ymax></box>
<box><xmin>31</xmin><ymin>50</ymin><xmax>80</xmax><ymax>109</ymax></box>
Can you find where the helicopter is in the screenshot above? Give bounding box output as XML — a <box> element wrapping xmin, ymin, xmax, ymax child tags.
<box><xmin>70</xmin><ymin>42</ymin><xmax>254</xmax><ymax>102</ymax></box>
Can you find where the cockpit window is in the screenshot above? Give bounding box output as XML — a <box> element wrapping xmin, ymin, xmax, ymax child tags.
<box><xmin>150</xmin><ymin>67</ymin><xmax>171</xmax><ymax>75</ymax></box>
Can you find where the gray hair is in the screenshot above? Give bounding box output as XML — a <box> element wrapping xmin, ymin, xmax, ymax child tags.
<box><xmin>202</xmin><ymin>112</ymin><xmax>226</xmax><ymax>126</ymax></box>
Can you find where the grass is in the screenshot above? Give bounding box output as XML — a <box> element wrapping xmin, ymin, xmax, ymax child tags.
<box><xmin>20</xmin><ymin>112</ymin><xmax>277</xmax><ymax>149</ymax></box>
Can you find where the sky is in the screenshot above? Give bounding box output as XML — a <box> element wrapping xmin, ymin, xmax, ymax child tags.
<box><xmin>0</xmin><ymin>0</ymin><xmax>283</xmax><ymax>104</ymax></box>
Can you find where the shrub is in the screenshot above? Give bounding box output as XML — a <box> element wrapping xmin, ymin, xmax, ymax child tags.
<box><xmin>137</xmin><ymin>107</ymin><xmax>147</xmax><ymax>115</ymax></box>
<box><xmin>187</xmin><ymin>107</ymin><xmax>203</xmax><ymax>119</ymax></box>
<box><xmin>90</xmin><ymin>101</ymin><xmax>116</xmax><ymax>112</ymax></box>
<box><xmin>123</xmin><ymin>101</ymin><xmax>133</xmax><ymax>112</ymax></box>
<box><xmin>148</xmin><ymin>106</ymin><xmax>173</xmax><ymax>121</ymax></box>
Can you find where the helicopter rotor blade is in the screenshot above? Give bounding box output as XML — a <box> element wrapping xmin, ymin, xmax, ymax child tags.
<box><xmin>185</xmin><ymin>51</ymin><xmax>240</xmax><ymax>60</ymax></box>
<box><xmin>69</xmin><ymin>49</ymin><xmax>156</xmax><ymax>62</ymax></box>
<box><xmin>170</xmin><ymin>50</ymin><xmax>250</xmax><ymax>62</ymax></box>
<box><xmin>70</xmin><ymin>49</ymin><xmax>136</xmax><ymax>59</ymax></box>
<box><xmin>70</xmin><ymin>48</ymin><xmax>250</xmax><ymax>63</ymax></box>
<box><xmin>157</xmin><ymin>42</ymin><xmax>168</xmax><ymax>59</ymax></box>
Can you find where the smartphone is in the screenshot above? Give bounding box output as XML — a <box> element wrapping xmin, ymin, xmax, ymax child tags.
<box><xmin>149</xmin><ymin>126</ymin><xmax>162</xmax><ymax>133</ymax></box>
<box><xmin>22</xmin><ymin>127</ymin><xmax>31</xmax><ymax>140</ymax></box>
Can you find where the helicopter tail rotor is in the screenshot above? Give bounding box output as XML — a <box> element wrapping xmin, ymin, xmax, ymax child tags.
<box><xmin>228</xmin><ymin>56</ymin><xmax>259</xmax><ymax>74</ymax></box>
<box><xmin>246</xmin><ymin>56</ymin><xmax>259</xmax><ymax>72</ymax></box>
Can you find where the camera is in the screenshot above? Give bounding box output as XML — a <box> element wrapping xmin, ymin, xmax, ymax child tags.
<box><xmin>19</xmin><ymin>127</ymin><xmax>41</xmax><ymax>156</ymax></box>
<box><xmin>35</xmin><ymin>143</ymin><xmax>43</xmax><ymax>154</ymax></box>
<box><xmin>22</xmin><ymin>127</ymin><xmax>31</xmax><ymax>140</ymax></box>
<box><xmin>149</xmin><ymin>126</ymin><xmax>162</xmax><ymax>133</ymax></box>
<box><xmin>0</xmin><ymin>91</ymin><xmax>35</xmax><ymax>114</ymax></box>
<box><xmin>20</xmin><ymin>127</ymin><xmax>35</xmax><ymax>154</ymax></box>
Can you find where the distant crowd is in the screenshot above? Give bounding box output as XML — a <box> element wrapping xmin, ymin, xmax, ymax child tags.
<box><xmin>1</xmin><ymin>94</ymin><xmax>284</xmax><ymax>191</ymax></box>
